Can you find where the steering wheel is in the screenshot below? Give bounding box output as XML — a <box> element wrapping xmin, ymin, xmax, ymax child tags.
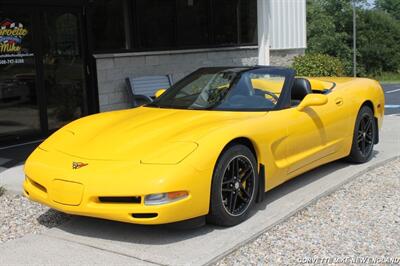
<box><xmin>258</xmin><ymin>90</ymin><xmax>279</xmax><ymax>104</ymax></box>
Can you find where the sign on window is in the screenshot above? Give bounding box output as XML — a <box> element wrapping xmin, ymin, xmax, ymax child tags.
<box><xmin>0</xmin><ymin>19</ymin><xmax>30</xmax><ymax>64</ymax></box>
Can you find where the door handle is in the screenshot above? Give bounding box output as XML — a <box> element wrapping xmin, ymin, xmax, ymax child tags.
<box><xmin>335</xmin><ymin>98</ymin><xmax>343</xmax><ymax>106</ymax></box>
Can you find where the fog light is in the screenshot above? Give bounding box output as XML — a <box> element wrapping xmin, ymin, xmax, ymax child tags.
<box><xmin>144</xmin><ymin>191</ymin><xmax>188</xmax><ymax>205</ymax></box>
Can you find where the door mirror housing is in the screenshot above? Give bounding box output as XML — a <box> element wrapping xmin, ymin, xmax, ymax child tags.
<box><xmin>155</xmin><ymin>89</ymin><xmax>166</xmax><ymax>98</ymax></box>
<box><xmin>297</xmin><ymin>94</ymin><xmax>328</xmax><ymax>111</ymax></box>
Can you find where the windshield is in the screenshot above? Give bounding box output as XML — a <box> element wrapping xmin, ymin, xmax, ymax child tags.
<box><xmin>147</xmin><ymin>68</ymin><xmax>288</xmax><ymax>111</ymax></box>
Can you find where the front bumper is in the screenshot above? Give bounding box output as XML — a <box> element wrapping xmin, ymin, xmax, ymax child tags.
<box><xmin>23</xmin><ymin>148</ymin><xmax>212</xmax><ymax>225</ymax></box>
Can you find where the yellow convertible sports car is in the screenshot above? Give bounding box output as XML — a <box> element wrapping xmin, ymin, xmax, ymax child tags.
<box><xmin>24</xmin><ymin>66</ymin><xmax>384</xmax><ymax>226</ymax></box>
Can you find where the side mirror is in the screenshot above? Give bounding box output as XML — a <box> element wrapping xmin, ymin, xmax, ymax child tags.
<box><xmin>154</xmin><ymin>89</ymin><xmax>166</xmax><ymax>98</ymax></box>
<box><xmin>297</xmin><ymin>94</ymin><xmax>328</xmax><ymax>111</ymax></box>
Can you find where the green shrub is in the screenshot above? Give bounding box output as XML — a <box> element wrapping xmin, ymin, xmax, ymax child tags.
<box><xmin>292</xmin><ymin>53</ymin><xmax>346</xmax><ymax>77</ymax></box>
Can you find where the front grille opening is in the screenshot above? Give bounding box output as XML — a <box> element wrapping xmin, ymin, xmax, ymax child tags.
<box><xmin>29</xmin><ymin>178</ymin><xmax>47</xmax><ymax>193</ymax></box>
<box><xmin>98</xmin><ymin>196</ymin><xmax>141</xmax><ymax>204</ymax></box>
<box><xmin>132</xmin><ymin>213</ymin><xmax>158</xmax><ymax>219</ymax></box>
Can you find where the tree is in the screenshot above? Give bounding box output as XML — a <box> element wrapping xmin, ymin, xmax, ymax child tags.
<box><xmin>376</xmin><ymin>0</ymin><xmax>400</xmax><ymax>20</ymax></box>
<box><xmin>306</xmin><ymin>0</ymin><xmax>400</xmax><ymax>75</ymax></box>
<box><xmin>306</xmin><ymin>0</ymin><xmax>356</xmax><ymax>74</ymax></box>
<box><xmin>357</xmin><ymin>9</ymin><xmax>400</xmax><ymax>74</ymax></box>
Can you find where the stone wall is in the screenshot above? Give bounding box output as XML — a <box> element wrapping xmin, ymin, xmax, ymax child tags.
<box><xmin>95</xmin><ymin>47</ymin><xmax>305</xmax><ymax>112</ymax></box>
<box><xmin>270</xmin><ymin>48</ymin><xmax>305</xmax><ymax>67</ymax></box>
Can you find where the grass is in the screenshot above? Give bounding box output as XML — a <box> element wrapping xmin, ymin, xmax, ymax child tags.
<box><xmin>372</xmin><ymin>72</ymin><xmax>400</xmax><ymax>84</ymax></box>
<box><xmin>0</xmin><ymin>186</ymin><xmax>4</xmax><ymax>197</ymax></box>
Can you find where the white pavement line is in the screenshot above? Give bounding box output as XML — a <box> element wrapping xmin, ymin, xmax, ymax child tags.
<box><xmin>385</xmin><ymin>105</ymin><xmax>400</xmax><ymax>108</ymax></box>
<box><xmin>385</xmin><ymin>88</ymin><xmax>400</xmax><ymax>94</ymax></box>
<box><xmin>206</xmin><ymin>155</ymin><xmax>400</xmax><ymax>266</ymax></box>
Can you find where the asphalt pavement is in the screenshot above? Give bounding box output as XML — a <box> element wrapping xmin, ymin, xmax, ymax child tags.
<box><xmin>382</xmin><ymin>83</ymin><xmax>400</xmax><ymax>115</ymax></box>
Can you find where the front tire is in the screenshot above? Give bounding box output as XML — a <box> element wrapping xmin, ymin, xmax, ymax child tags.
<box><xmin>207</xmin><ymin>145</ymin><xmax>258</xmax><ymax>226</ymax></box>
<box><xmin>347</xmin><ymin>106</ymin><xmax>376</xmax><ymax>163</ymax></box>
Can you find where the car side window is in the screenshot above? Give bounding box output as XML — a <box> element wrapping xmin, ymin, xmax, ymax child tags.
<box><xmin>249</xmin><ymin>73</ymin><xmax>285</xmax><ymax>105</ymax></box>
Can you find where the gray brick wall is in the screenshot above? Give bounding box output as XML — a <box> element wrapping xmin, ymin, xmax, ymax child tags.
<box><xmin>270</xmin><ymin>48</ymin><xmax>305</xmax><ymax>67</ymax></box>
<box><xmin>95</xmin><ymin>47</ymin><xmax>304</xmax><ymax>112</ymax></box>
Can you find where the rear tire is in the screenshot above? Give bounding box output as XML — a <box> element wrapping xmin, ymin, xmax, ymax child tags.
<box><xmin>207</xmin><ymin>145</ymin><xmax>258</xmax><ymax>226</ymax></box>
<box><xmin>347</xmin><ymin>106</ymin><xmax>376</xmax><ymax>163</ymax></box>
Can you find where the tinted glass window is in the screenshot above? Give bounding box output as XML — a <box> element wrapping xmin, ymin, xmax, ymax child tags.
<box><xmin>239</xmin><ymin>0</ymin><xmax>258</xmax><ymax>44</ymax></box>
<box><xmin>212</xmin><ymin>0</ymin><xmax>238</xmax><ymax>45</ymax></box>
<box><xmin>92</xmin><ymin>0</ymin><xmax>258</xmax><ymax>52</ymax></box>
<box><xmin>41</xmin><ymin>11</ymin><xmax>87</xmax><ymax>130</ymax></box>
<box><xmin>0</xmin><ymin>11</ymin><xmax>41</xmax><ymax>138</ymax></box>
<box><xmin>92</xmin><ymin>0</ymin><xmax>127</xmax><ymax>51</ymax></box>
<box><xmin>176</xmin><ymin>0</ymin><xmax>209</xmax><ymax>47</ymax></box>
<box><xmin>136</xmin><ymin>0</ymin><xmax>175</xmax><ymax>49</ymax></box>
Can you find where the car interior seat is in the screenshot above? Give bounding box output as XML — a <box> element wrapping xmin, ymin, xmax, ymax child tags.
<box><xmin>291</xmin><ymin>78</ymin><xmax>312</xmax><ymax>106</ymax></box>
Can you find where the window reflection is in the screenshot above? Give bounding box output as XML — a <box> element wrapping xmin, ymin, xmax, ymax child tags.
<box><xmin>42</xmin><ymin>12</ymin><xmax>86</xmax><ymax>130</ymax></box>
<box><xmin>0</xmin><ymin>12</ymin><xmax>40</xmax><ymax>139</ymax></box>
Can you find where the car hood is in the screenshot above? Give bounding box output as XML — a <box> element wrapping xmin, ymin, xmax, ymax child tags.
<box><xmin>40</xmin><ymin>107</ymin><xmax>265</xmax><ymax>162</ymax></box>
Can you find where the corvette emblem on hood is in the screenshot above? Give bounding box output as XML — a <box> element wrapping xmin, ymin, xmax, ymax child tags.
<box><xmin>72</xmin><ymin>162</ymin><xmax>88</xmax><ymax>170</ymax></box>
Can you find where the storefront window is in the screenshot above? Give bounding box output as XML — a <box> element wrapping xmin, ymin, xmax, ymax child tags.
<box><xmin>176</xmin><ymin>0</ymin><xmax>209</xmax><ymax>47</ymax></box>
<box><xmin>0</xmin><ymin>11</ymin><xmax>40</xmax><ymax>139</ymax></box>
<box><xmin>212</xmin><ymin>0</ymin><xmax>238</xmax><ymax>45</ymax></box>
<box><xmin>136</xmin><ymin>0</ymin><xmax>175</xmax><ymax>49</ymax></box>
<box><xmin>239</xmin><ymin>0</ymin><xmax>258</xmax><ymax>44</ymax></box>
<box><xmin>41</xmin><ymin>11</ymin><xmax>87</xmax><ymax>130</ymax></box>
<box><xmin>92</xmin><ymin>0</ymin><xmax>127</xmax><ymax>51</ymax></box>
<box><xmin>91</xmin><ymin>0</ymin><xmax>257</xmax><ymax>52</ymax></box>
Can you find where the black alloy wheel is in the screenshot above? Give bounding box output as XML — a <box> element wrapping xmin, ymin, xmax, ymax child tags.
<box><xmin>348</xmin><ymin>106</ymin><xmax>376</xmax><ymax>163</ymax></box>
<box><xmin>221</xmin><ymin>155</ymin><xmax>255</xmax><ymax>216</ymax></box>
<box><xmin>357</xmin><ymin>113</ymin><xmax>374</xmax><ymax>157</ymax></box>
<box><xmin>207</xmin><ymin>144</ymin><xmax>258</xmax><ymax>226</ymax></box>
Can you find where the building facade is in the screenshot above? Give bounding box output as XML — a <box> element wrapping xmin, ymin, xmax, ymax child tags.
<box><xmin>0</xmin><ymin>0</ymin><xmax>306</xmax><ymax>146</ymax></box>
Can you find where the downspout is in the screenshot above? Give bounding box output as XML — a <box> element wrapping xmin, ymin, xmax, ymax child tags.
<box><xmin>257</xmin><ymin>0</ymin><xmax>271</xmax><ymax>65</ymax></box>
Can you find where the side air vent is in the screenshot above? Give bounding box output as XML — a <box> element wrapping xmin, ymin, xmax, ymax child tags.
<box><xmin>132</xmin><ymin>213</ymin><xmax>158</xmax><ymax>219</ymax></box>
<box><xmin>98</xmin><ymin>196</ymin><xmax>141</xmax><ymax>204</ymax></box>
<box><xmin>28</xmin><ymin>178</ymin><xmax>47</xmax><ymax>193</ymax></box>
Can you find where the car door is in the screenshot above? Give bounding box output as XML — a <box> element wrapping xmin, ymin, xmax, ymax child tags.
<box><xmin>285</xmin><ymin>89</ymin><xmax>350</xmax><ymax>175</ymax></box>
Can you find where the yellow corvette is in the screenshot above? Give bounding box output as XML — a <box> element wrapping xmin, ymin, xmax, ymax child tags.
<box><xmin>24</xmin><ymin>67</ymin><xmax>384</xmax><ymax>226</ymax></box>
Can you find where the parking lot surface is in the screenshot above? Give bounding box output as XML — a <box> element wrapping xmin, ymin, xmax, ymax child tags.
<box><xmin>383</xmin><ymin>84</ymin><xmax>400</xmax><ymax>115</ymax></box>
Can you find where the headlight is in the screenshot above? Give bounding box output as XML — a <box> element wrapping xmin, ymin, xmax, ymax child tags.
<box><xmin>144</xmin><ymin>191</ymin><xmax>188</xmax><ymax>205</ymax></box>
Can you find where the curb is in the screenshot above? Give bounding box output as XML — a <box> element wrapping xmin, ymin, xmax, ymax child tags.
<box><xmin>205</xmin><ymin>155</ymin><xmax>400</xmax><ymax>266</ymax></box>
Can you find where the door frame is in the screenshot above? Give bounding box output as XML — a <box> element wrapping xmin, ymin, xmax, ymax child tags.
<box><xmin>38</xmin><ymin>6</ymin><xmax>91</xmax><ymax>134</ymax></box>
